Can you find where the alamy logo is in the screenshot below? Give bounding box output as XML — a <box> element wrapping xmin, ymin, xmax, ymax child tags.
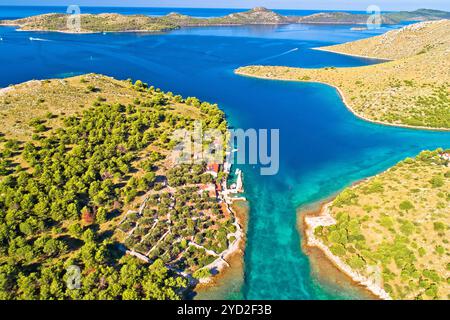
<box><xmin>66</xmin><ymin>265</ymin><xmax>81</xmax><ymax>290</ymax></box>
<box><xmin>67</xmin><ymin>5</ymin><xmax>81</xmax><ymax>32</ymax></box>
<box><xmin>367</xmin><ymin>5</ymin><xmax>382</xmax><ymax>30</ymax></box>
<box><xmin>171</xmin><ymin>121</ymin><xmax>279</xmax><ymax>176</ymax></box>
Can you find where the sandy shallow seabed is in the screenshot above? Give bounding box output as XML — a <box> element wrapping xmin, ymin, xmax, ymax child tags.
<box><xmin>194</xmin><ymin>200</ymin><xmax>249</xmax><ymax>300</ymax></box>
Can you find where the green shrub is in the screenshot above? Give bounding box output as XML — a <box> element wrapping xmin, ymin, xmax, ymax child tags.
<box><xmin>430</xmin><ymin>175</ymin><xmax>444</xmax><ymax>188</ymax></box>
<box><xmin>399</xmin><ymin>200</ymin><xmax>414</xmax><ymax>212</ymax></box>
<box><xmin>330</xmin><ymin>244</ymin><xmax>346</xmax><ymax>256</ymax></box>
<box><xmin>333</xmin><ymin>189</ymin><xmax>358</xmax><ymax>207</ymax></box>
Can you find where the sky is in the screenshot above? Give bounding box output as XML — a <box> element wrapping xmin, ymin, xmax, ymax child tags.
<box><xmin>0</xmin><ymin>0</ymin><xmax>449</xmax><ymax>11</ymax></box>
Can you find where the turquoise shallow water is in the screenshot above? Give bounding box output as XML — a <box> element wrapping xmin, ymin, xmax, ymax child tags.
<box><xmin>0</xmin><ymin>7</ymin><xmax>449</xmax><ymax>299</ymax></box>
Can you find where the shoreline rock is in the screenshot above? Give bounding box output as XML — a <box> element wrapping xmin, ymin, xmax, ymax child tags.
<box><xmin>301</xmin><ymin>201</ymin><xmax>392</xmax><ymax>300</ymax></box>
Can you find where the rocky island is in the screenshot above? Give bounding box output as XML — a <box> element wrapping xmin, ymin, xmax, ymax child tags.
<box><xmin>1</xmin><ymin>7</ymin><xmax>449</xmax><ymax>33</ymax></box>
<box><xmin>0</xmin><ymin>13</ymin><xmax>179</xmax><ymax>33</ymax></box>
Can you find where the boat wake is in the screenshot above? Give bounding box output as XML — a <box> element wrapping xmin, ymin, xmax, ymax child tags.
<box><xmin>29</xmin><ymin>37</ymin><xmax>51</xmax><ymax>42</ymax></box>
<box><xmin>251</xmin><ymin>47</ymin><xmax>299</xmax><ymax>64</ymax></box>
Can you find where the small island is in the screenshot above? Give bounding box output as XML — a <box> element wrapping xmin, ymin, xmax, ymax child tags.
<box><xmin>0</xmin><ymin>8</ymin><xmax>292</xmax><ymax>33</ymax></box>
<box><xmin>1</xmin><ymin>7</ymin><xmax>449</xmax><ymax>34</ymax></box>
<box><xmin>0</xmin><ymin>13</ymin><xmax>179</xmax><ymax>33</ymax></box>
<box><xmin>304</xmin><ymin>149</ymin><xmax>450</xmax><ymax>300</ymax></box>
<box><xmin>236</xmin><ymin>20</ymin><xmax>450</xmax><ymax>130</ymax></box>
<box><xmin>0</xmin><ymin>73</ymin><xmax>245</xmax><ymax>299</ymax></box>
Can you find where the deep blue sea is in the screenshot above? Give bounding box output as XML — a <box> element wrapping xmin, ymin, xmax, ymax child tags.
<box><xmin>1</xmin><ymin>6</ymin><xmax>449</xmax><ymax>300</ymax></box>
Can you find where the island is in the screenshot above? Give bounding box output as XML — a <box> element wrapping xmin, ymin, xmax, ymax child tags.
<box><xmin>1</xmin><ymin>7</ymin><xmax>449</xmax><ymax>33</ymax></box>
<box><xmin>0</xmin><ymin>74</ymin><xmax>245</xmax><ymax>299</ymax></box>
<box><xmin>0</xmin><ymin>13</ymin><xmax>179</xmax><ymax>33</ymax></box>
<box><xmin>236</xmin><ymin>19</ymin><xmax>450</xmax><ymax>130</ymax></box>
<box><xmin>234</xmin><ymin>18</ymin><xmax>450</xmax><ymax>300</ymax></box>
<box><xmin>304</xmin><ymin>149</ymin><xmax>450</xmax><ymax>300</ymax></box>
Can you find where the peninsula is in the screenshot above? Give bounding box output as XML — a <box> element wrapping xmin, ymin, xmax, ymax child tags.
<box><xmin>1</xmin><ymin>7</ymin><xmax>449</xmax><ymax>33</ymax></box>
<box><xmin>304</xmin><ymin>149</ymin><xmax>450</xmax><ymax>300</ymax></box>
<box><xmin>236</xmin><ymin>20</ymin><xmax>450</xmax><ymax>130</ymax></box>
<box><xmin>0</xmin><ymin>74</ymin><xmax>244</xmax><ymax>299</ymax></box>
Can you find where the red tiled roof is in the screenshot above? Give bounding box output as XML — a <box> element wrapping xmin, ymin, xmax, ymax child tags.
<box><xmin>209</xmin><ymin>189</ymin><xmax>217</xmax><ymax>198</ymax></box>
<box><xmin>207</xmin><ymin>163</ymin><xmax>219</xmax><ymax>173</ymax></box>
<box><xmin>199</xmin><ymin>183</ymin><xmax>215</xmax><ymax>191</ymax></box>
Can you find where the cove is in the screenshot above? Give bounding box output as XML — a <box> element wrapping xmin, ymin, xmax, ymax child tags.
<box><xmin>1</xmin><ymin>11</ymin><xmax>449</xmax><ymax>299</ymax></box>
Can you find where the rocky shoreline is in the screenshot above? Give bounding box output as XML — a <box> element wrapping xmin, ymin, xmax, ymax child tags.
<box><xmin>300</xmin><ymin>199</ymin><xmax>392</xmax><ymax>300</ymax></box>
<box><xmin>194</xmin><ymin>200</ymin><xmax>249</xmax><ymax>299</ymax></box>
